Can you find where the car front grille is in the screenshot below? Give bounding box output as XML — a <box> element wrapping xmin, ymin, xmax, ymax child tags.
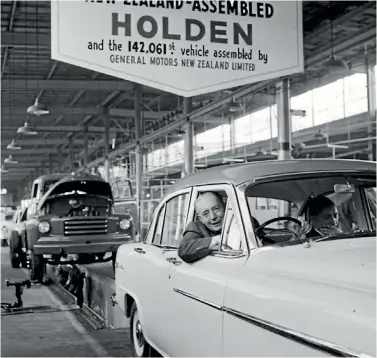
<box><xmin>64</xmin><ymin>218</ymin><xmax>108</xmax><ymax>236</ymax></box>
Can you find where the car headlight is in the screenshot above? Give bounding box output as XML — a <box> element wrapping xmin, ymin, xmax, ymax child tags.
<box><xmin>38</xmin><ymin>221</ymin><xmax>51</xmax><ymax>234</ymax></box>
<box><xmin>120</xmin><ymin>219</ymin><xmax>130</xmax><ymax>230</ymax></box>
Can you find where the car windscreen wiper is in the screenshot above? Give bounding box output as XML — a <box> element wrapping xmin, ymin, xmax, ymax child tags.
<box><xmin>315</xmin><ymin>230</ymin><xmax>376</xmax><ymax>243</ymax></box>
<box><xmin>161</xmin><ymin>245</ymin><xmax>177</xmax><ymax>250</ymax></box>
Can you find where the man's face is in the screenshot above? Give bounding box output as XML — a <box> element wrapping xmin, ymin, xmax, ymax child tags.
<box><xmin>196</xmin><ymin>193</ymin><xmax>225</xmax><ymax>233</ymax></box>
<box><xmin>312</xmin><ymin>205</ymin><xmax>339</xmax><ymax>230</ymax></box>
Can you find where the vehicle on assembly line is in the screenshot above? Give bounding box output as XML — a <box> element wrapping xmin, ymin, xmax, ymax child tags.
<box><xmin>112</xmin><ymin>177</ymin><xmax>139</xmax><ymax>239</ymax></box>
<box><xmin>23</xmin><ymin>172</ymin><xmax>135</xmax><ymax>282</ymax></box>
<box><xmin>8</xmin><ymin>208</ymin><xmax>28</xmax><ymax>268</ymax></box>
<box><xmin>114</xmin><ymin>159</ymin><xmax>376</xmax><ymax>357</ymax></box>
<box><xmin>1</xmin><ymin>209</ymin><xmax>16</xmax><ymax>246</ymax></box>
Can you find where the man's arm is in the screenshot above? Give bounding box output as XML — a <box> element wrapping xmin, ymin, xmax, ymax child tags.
<box><xmin>178</xmin><ymin>222</ymin><xmax>220</xmax><ymax>263</ymax></box>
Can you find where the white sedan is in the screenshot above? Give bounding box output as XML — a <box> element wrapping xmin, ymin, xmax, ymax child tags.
<box><xmin>115</xmin><ymin>159</ymin><xmax>376</xmax><ymax>357</ymax></box>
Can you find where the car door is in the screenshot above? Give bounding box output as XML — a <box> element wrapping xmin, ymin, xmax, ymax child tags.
<box><xmin>165</xmin><ymin>184</ymin><xmax>249</xmax><ymax>357</ymax></box>
<box><xmin>134</xmin><ymin>188</ymin><xmax>193</xmax><ymax>353</ymax></box>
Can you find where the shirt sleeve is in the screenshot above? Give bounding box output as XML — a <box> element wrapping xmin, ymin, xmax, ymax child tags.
<box><xmin>178</xmin><ymin>221</ymin><xmax>213</xmax><ymax>264</ymax></box>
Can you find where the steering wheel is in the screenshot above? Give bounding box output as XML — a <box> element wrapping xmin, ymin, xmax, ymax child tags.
<box><xmin>255</xmin><ymin>217</ymin><xmax>302</xmax><ymax>244</ymax></box>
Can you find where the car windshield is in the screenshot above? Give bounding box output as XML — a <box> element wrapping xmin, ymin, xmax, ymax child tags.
<box><xmin>245</xmin><ymin>173</ymin><xmax>376</xmax><ymax>245</ymax></box>
<box><xmin>43</xmin><ymin>180</ymin><xmax>60</xmax><ymax>194</ymax></box>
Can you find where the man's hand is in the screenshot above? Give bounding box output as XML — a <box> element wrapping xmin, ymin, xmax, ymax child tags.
<box><xmin>209</xmin><ymin>235</ymin><xmax>221</xmax><ymax>250</ymax></box>
<box><xmin>319</xmin><ymin>226</ymin><xmax>342</xmax><ymax>236</ymax></box>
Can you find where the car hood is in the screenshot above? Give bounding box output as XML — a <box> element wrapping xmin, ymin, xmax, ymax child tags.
<box><xmin>253</xmin><ymin>236</ymin><xmax>376</xmax><ymax>294</ymax></box>
<box><xmin>37</xmin><ymin>174</ymin><xmax>113</xmax><ymax>210</ymax></box>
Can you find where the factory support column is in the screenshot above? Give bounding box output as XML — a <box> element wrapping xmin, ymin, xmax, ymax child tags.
<box><xmin>49</xmin><ymin>154</ymin><xmax>53</xmax><ymax>174</ymax></box>
<box><xmin>366</xmin><ymin>54</ymin><xmax>376</xmax><ymax>161</ymax></box>
<box><xmin>134</xmin><ymin>84</ymin><xmax>144</xmax><ymax>240</ymax></box>
<box><xmin>57</xmin><ymin>147</ymin><xmax>63</xmax><ymax>172</ymax></box>
<box><xmin>69</xmin><ymin>137</ymin><xmax>74</xmax><ymax>171</ymax></box>
<box><xmin>276</xmin><ymin>78</ymin><xmax>291</xmax><ymax>160</ymax></box>
<box><xmin>103</xmin><ymin>118</ymin><xmax>110</xmax><ymax>182</ymax></box>
<box><xmin>84</xmin><ymin>125</ymin><xmax>89</xmax><ymax>168</ymax></box>
<box><xmin>184</xmin><ymin>97</ymin><xmax>194</xmax><ymax>176</ymax></box>
<box><xmin>276</xmin><ymin>78</ymin><xmax>291</xmax><ymax>219</ymax></box>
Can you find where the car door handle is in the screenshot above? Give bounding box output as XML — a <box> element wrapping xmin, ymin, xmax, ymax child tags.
<box><xmin>166</xmin><ymin>257</ymin><xmax>182</xmax><ymax>265</ymax></box>
<box><xmin>134</xmin><ymin>248</ymin><xmax>145</xmax><ymax>254</ymax></box>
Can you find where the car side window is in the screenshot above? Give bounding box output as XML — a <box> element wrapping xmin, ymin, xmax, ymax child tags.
<box><xmin>31</xmin><ymin>182</ymin><xmax>39</xmax><ymax>198</ymax></box>
<box><xmin>160</xmin><ymin>193</ymin><xmax>190</xmax><ymax>248</ymax></box>
<box><xmin>152</xmin><ymin>205</ymin><xmax>166</xmax><ymax>245</ymax></box>
<box><xmin>221</xmin><ymin>203</ymin><xmax>243</xmax><ymax>252</ymax></box>
<box><xmin>21</xmin><ymin>209</ymin><xmax>28</xmax><ymax>222</ymax></box>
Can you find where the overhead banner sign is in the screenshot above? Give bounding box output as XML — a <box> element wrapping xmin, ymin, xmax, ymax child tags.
<box><xmin>51</xmin><ymin>1</ymin><xmax>303</xmax><ymax>97</ymax></box>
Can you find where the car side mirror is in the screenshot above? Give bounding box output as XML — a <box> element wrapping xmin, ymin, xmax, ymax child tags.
<box><xmin>334</xmin><ymin>184</ymin><xmax>355</xmax><ymax>194</ymax></box>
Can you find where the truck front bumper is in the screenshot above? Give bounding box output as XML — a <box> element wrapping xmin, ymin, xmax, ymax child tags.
<box><xmin>33</xmin><ymin>233</ymin><xmax>134</xmax><ymax>255</ymax></box>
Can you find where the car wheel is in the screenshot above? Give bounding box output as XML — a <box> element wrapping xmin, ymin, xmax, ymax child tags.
<box><xmin>130</xmin><ymin>302</ymin><xmax>152</xmax><ymax>357</ymax></box>
<box><xmin>29</xmin><ymin>251</ymin><xmax>44</xmax><ymax>283</ymax></box>
<box><xmin>9</xmin><ymin>234</ymin><xmax>20</xmax><ymax>269</ymax></box>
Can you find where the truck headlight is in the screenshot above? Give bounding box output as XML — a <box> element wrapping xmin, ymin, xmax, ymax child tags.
<box><xmin>38</xmin><ymin>221</ymin><xmax>50</xmax><ymax>234</ymax></box>
<box><xmin>120</xmin><ymin>219</ymin><xmax>130</xmax><ymax>230</ymax></box>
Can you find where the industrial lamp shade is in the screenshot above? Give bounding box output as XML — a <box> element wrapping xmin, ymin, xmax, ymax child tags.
<box><xmin>322</xmin><ymin>53</ymin><xmax>349</xmax><ymax>72</ymax></box>
<box><xmin>6</xmin><ymin>139</ymin><xmax>22</xmax><ymax>150</ymax></box>
<box><xmin>4</xmin><ymin>155</ymin><xmax>18</xmax><ymax>164</ymax></box>
<box><xmin>27</xmin><ymin>99</ymin><xmax>49</xmax><ymax>116</ymax></box>
<box><xmin>314</xmin><ymin>130</ymin><xmax>328</xmax><ymax>140</ymax></box>
<box><xmin>17</xmin><ymin>122</ymin><xmax>38</xmax><ymax>135</ymax></box>
<box><xmin>229</xmin><ymin>99</ymin><xmax>243</xmax><ymax>112</ymax></box>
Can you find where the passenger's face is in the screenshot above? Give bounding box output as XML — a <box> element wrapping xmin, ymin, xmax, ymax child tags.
<box><xmin>196</xmin><ymin>193</ymin><xmax>225</xmax><ymax>233</ymax></box>
<box><xmin>312</xmin><ymin>205</ymin><xmax>339</xmax><ymax>230</ymax></box>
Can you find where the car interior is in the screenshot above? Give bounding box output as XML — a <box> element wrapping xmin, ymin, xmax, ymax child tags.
<box><xmin>245</xmin><ymin>174</ymin><xmax>376</xmax><ymax>245</ymax></box>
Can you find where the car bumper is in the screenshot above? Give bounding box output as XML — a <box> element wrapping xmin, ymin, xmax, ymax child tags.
<box><xmin>33</xmin><ymin>233</ymin><xmax>134</xmax><ymax>255</ymax></box>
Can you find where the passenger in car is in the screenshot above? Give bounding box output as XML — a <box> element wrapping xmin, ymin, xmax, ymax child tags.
<box><xmin>178</xmin><ymin>192</ymin><xmax>225</xmax><ymax>263</ymax></box>
<box><xmin>306</xmin><ymin>195</ymin><xmax>342</xmax><ymax>238</ymax></box>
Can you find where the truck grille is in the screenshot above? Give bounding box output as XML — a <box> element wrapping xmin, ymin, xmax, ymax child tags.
<box><xmin>64</xmin><ymin>218</ymin><xmax>108</xmax><ymax>236</ymax></box>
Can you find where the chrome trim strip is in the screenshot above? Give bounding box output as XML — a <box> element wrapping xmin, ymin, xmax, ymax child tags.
<box><xmin>173</xmin><ymin>288</ymin><xmax>370</xmax><ymax>358</ymax></box>
<box><xmin>223</xmin><ymin>307</ymin><xmax>367</xmax><ymax>358</ymax></box>
<box><xmin>173</xmin><ymin>288</ymin><xmax>222</xmax><ymax>310</ymax></box>
<box><xmin>238</xmin><ymin>170</ymin><xmax>372</xmax><ymax>189</ymax></box>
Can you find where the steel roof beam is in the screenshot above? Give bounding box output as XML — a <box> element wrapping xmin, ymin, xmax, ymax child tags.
<box><xmin>2</xmin><ymin>148</ymin><xmax>70</xmax><ymax>155</ymax></box>
<box><xmin>2</xmin><ymin>79</ymin><xmax>134</xmax><ymax>91</ymax></box>
<box><xmin>0</xmin><ymin>139</ymin><xmax>85</xmax><ymax>146</ymax></box>
<box><xmin>2</xmin><ymin>156</ymin><xmax>56</xmax><ymax>161</ymax></box>
<box><xmin>1</xmin><ymin>106</ymin><xmax>170</xmax><ymax>118</ymax></box>
<box><xmin>2</xmin><ymin>125</ymin><xmax>123</xmax><ymax>133</ymax></box>
<box><xmin>2</xmin><ymin>163</ymin><xmax>41</xmax><ymax>167</ymax></box>
<box><xmin>1</xmin><ymin>32</ymin><xmax>50</xmax><ymax>48</ymax></box>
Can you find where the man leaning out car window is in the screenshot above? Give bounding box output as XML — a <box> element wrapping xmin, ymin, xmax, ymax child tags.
<box><xmin>178</xmin><ymin>192</ymin><xmax>225</xmax><ymax>264</ymax></box>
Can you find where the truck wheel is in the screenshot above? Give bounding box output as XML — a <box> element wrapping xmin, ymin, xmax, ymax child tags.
<box><xmin>9</xmin><ymin>234</ymin><xmax>21</xmax><ymax>269</ymax></box>
<box><xmin>29</xmin><ymin>251</ymin><xmax>44</xmax><ymax>282</ymax></box>
<box><xmin>20</xmin><ymin>251</ymin><xmax>28</xmax><ymax>268</ymax></box>
<box><xmin>130</xmin><ymin>302</ymin><xmax>152</xmax><ymax>357</ymax></box>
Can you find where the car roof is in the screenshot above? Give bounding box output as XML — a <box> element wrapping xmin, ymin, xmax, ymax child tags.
<box><xmin>166</xmin><ymin>159</ymin><xmax>376</xmax><ymax>194</ymax></box>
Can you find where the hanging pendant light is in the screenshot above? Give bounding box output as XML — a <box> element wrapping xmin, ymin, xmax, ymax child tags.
<box><xmin>323</xmin><ymin>53</ymin><xmax>349</xmax><ymax>72</ymax></box>
<box><xmin>4</xmin><ymin>155</ymin><xmax>19</xmax><ymax>164</ymax></box>
<box><xmin>6</xmin><ymin>139</ymin><xmax>22</xmax><ymax>150</ymax></box>
<box><xmin>314</xmin><ymin>129</ymin><xmax>328</xmax><ymax>140</ymax></box>
<box><xmin>322</xmin><ymin>3</ymin><xmax>348</xmax><ymax>73</ymax></box>
<box><xmin>255</xmin><ymin>148</ymin><xmax>267</xmax><ymax>156</ymax></box>
<box><xmin>27</xmin><ymin>98</ymin><xmax>50</xmax><ymax>116</ymax></box>
<box><xmin>229</xmin><ymin>98</ymin><xmax>243</xmax><ymax>112</ymax></box>
<box><xmin>17</xmin><ymin>121</ymin><xmax>38</xmax><ymax>135</ymax></box>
